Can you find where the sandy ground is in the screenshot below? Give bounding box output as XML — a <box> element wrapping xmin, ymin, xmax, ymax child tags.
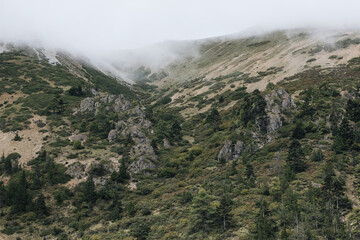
<box><xmin>0</xmin><ymin>115</ymin><xmax>49</xmax><ymax>166</ymax></box>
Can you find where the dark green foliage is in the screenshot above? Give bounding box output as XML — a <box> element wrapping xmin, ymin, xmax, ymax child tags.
<box><xmin>333</xmin><ymin>118</ymin><xmax>354</xmax><ymax>152</ymax></box>
<box><xmin>189</xmin><ymin>189</ymin><xmax>218</xmax><ymax>233</ymax></box>
<box><xmin>68</xmin><ymin>86</ymin><xmax>83</xmax><ymax>96</ymax></box>
<box><xmin>238</xmin><ymin>90</ymin><xmax>267</xmax><ymax>131</ymax></box>
<box><xmin>4</xmin><ymin>153</ymin><xmax>21</xmax><ymax>175</ymax></box>
<box><xmin>346</xmin><ymin>99</ymin><xmax>360</xmax><ymax>122</ymax></box>
<box><xmin>111</xmin><ymin>158</ymin><xmax>130</xmax><ymax>183</ymax></box>
<box><xmin>83</xmin><ymin>66</ymin><xmax>136</xmax><ymax>99</ymax></box>
<box><xmin>7</xmin><ymin>171</ymin><xmax>31</xmax><ymax>213</ymax></box>
<box><xmin>126</xmin><ymin>202</ymin><xmax>137</xmax><ymax>217</ymax></box>
<box><xmin>109</xmin><ymin>194</ymin><xmax>122</xmax><ymax>221</ymax></box>
<box><xmin>131</xmin><ymin>219</ymin><xmax>151</xmax><ymax>240</ymax></box>
<box><xmin>311</xmin><ymin>149</ymin><xmax>324</xmax><ymax>162</ymax></box>
<box><xmin>179</xmin><ymin>191</ymin><xmax>193</xmax><ymax>204</ymax></box>
<box><xmin>286</xmin><ymin>140</ymin><xmax>307</xmax><ymax>173</ymax></box>
<box><xmin>72</xmin><ymin>140</ymin><xmax>84</xmax><ymax>150</ymax></box>
<box><xmin>13</xmin><ymin>133</ymin><xmax>22</xmax><ymax>141</ymax></box>
<box><xmin>82</xmin><ymin>175</ymin><xmax>97</xmax><ymax>204</ymax></box>
<box><xmin>33</xmin><ymin>194</ymin><xmax>48</xmax><ymax>217</ymax></box>
<box><xmin>292</xmin><ymin>121</ymin><xmax>305</xmax><ymax>139</ymax></box>
<box><xmin>254</xmin><ymin>199</ymin><xmax>277</xmax><ymax>239</ymax></box>
<box><xmin>46</xmin><ymin>95</ymin><xmax>65</xmax><ymax>115</ymax></box>
<box><xmin>206</xmin><ymin>108</ymin><xmax>222</xmax><ymax>131</ymax></box>
<box><xmin>216</xmin><ymin>194</ymin><xmax>234</xmax><ymax>231</ymax></box>
<box><xmin>54</xmin><ymin>187</ymin><xmax>73</xmax><ymax>205</ymax></box>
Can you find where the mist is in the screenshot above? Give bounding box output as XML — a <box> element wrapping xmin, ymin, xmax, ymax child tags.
<box><xmin>1</xmin><ymin>0</ymin><xmax>360</xmax><ymax>70</ymax></box>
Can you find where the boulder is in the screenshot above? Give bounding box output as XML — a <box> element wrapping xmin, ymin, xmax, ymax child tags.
<box><xmin>129</xmin><ymin>159</ymin><xmax>156</xmax><ymax>174</ymax></box>
<box><xmin>218</xmin><ymin>140</ymin><xmax>234</xmax><ymax>161</ymax></box>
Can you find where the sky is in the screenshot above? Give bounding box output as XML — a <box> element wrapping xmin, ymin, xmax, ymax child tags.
<box><xmin>1</xmin><ymin>0</ymin><xmax>360</xmax><ymax>56</ymax></box>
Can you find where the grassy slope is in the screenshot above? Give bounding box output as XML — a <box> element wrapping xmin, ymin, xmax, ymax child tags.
<box><xmin>0</xmin><ymin>36</ymin><xmax>360</xmax><ymax>239</ymax></box>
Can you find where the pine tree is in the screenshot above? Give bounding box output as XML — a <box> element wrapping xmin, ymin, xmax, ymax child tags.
<box><xmin>109</xmin><ymin>194</ymin><xmax>122</xmax><ymax>221</ymax></box>
<box><xmin>116</xmin><ymin>158</ymin><xmax>130</xmax><ymax>183</ymax></box>
<box><xmin>10</xmin><ymin>171</ymin><xmax>30</xmax><ymax>213</ymax></box>
<box><xmin>4</xmin><ymin>155</ymin><xmax>12</xmax><ymax>175</ymax></box>
<box><xmin>33</xmin><ymin>194</ymin><xmax>48</xmax><ymax>216</ymax></box>
<box><xmin>254</xmin><ymin>199</ymin><xmax>277</xmax><ymax>239</ymax></box>
<box><xmin>206</xmin><ymin>108</ymin><xmax>221</xmax><ymax>131</ymax></box>
<box><xmin>83</xmin><ymin>175</ymin><xmax>97</xmax><ymax>204</ymax></box>
<box><xmin>337</xmin><ymin>118</ymin><xmax>354</xmax><ymax>151</ymax></box>
<box><xmin>286</xmin><ymin>140</ymin><xmax>307</xmax><ymax>173</ymax></box>
<box><xmin>190</xmin><ymin>189</ymin><xmax>217</xmax><ymax>232</ymax></box>
<box><xmin>292</xmin><ymin>121</ymin><xmax>305</xmax><ymax>139</ymax></box>
<box><xmin>216</xmin><ymin>194</ymin><xmax>233</xmax><ymax>231</ymax></box>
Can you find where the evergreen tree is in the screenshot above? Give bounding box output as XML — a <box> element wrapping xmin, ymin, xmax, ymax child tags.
<box><xmin>254</xmin><ymin>199</ymin><xmax>277</xmax><ymax>239</ymax></box>
<box><xmin>33</xmin><ymin>194</ymin><xmax>48</xmax><ymax>216</ymax></box>
<box><xmin>337</xmin><ymin>118</ymin><xmax>354</xmax><ymax>151</ymax></box>
<box><xmin>4</xmin><ymin>155</ymin><xmax>12</xmax><ymax>175</ymax></box>
<box><xmin>83</xmin><ymin>175</ymin><xmax>97</xmax><ymax>204</ymax></box>
<box><xmin>216</xmin><ymin>194</ymin><xmax>233</xmax><ymax>231</ymax></box>
<box><xmin>9</xmin><ymin>171</ymin><xmax>30</xmax><ymax>213</ymax></box>
<box><xmin>113</xmin><ymin>158</ymin><xmax>130</xmax><ymax>183</ymax></box>
<box><xmin>346</xmin><ymin>99</ymin><xmax>360</xmax><ymax>122</ymax></box>
<box><xmin>206</xmin><ymin>108</ymin><xmax>221</xmax><ymax>131</ymax></box>
<box><xmin>109</xmin><ymin>194</ymin><xmax>122</xmax><ymax>221</ymax></box>
<box><xmin>292</xmin><ymin>121</ymin><xmax>305</xmax><ymax>139</ymax></box>
<box><xmin>171</xmin><ymin>119</ymin><xmax>182</xmax><ymax>139</ymax></box>
<box><xmin>286</xmin><ymin>140</ymin><xmax>307</xmax><ymax>173</ymax></box>
<box><xmin>190</xmin><ymin>189</ymin><xmax>218</xmax><ymax>233</ymax></box>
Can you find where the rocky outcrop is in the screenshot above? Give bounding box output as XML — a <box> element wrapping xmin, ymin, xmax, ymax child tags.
<box><xmin>75</xmin><ymin>94</ymin><xmax>132</xmax><ymax>115</ymax></box>
<box><xmin>265</xmin><ymin>89</ymin><xmax>296</xmax><ymax>132</ymax></box>
<box><xmin>129</xmin><ymin>159</ymin><xmax>156</xmax><ymax>174</ymax></box>
<box><xmin>163</xmin><ymin>139</ymin><xmax>171</xmax><ymax>149</ymax></box>
<box><xmin>69</xmin><ymin>132</ymin><xmax>88</xmax><ymax>143</ymax></box>
<box><xmin>75</xmin><ymin>93</ymin><xmax>157</xmax><ymax>174</ymax></box>
<box><xmin>218</xmin><ymin>140</ymin><xmax>245</xmax><ymax>161</ymax></box>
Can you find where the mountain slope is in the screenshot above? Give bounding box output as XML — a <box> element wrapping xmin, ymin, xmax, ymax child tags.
<box><xmin>0</xmin><ymin>30</ymin><xmax>360</xmax><ymax>239</ymax></box>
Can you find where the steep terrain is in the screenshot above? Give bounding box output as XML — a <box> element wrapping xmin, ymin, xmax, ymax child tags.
<box><xmin>0</xmin><ymin>30</ymin><xmax>360</xmax><ymax>239</ymax></box>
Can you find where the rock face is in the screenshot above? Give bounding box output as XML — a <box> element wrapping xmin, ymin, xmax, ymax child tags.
<box><xmin>75</xmin><ymin>94</ymin><xmax>132</xmax><ymax>115</ymax></box>
<box><xmin>163</xmin><ymin>139</ymin><xmax>171</xmax><ymax>149</ymax></box>
<box><xmin>218</xmin><ymin>140</ymin><xmax>244</xmax><ymax>161</ymax></box>
<box><xmin>69</xmin><ymin>132</ymin><xmax>88</xmax><ymax>143</ymax></box>
<box><xmin>265</xmin><ymin>89</ymin><xmax>296</xmax><ymax>132</ymax></box>
<box><xmin>75</xmin><ymin>93</ymin><xmax>157</xmax><ymax>174</ymax></box>
<box><xmin>129</xmin><ymin>159</ymin><xmax>156</xmax><ymax>174</ymax></box>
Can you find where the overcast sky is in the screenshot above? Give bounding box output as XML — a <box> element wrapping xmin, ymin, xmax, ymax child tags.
<box><xmin>1</xmin><ymin>0</ymin><xmax>360</xmax><ymax>56</ymax></box>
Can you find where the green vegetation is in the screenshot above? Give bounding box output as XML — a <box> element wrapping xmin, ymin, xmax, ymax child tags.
<box><xmin>0</xmin><ymin>40</ymin><xmax>360</xmax><ymax>239</ymax></box>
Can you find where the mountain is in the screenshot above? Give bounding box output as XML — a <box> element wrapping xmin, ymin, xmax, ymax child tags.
<box><xmin>0</xmin><ymin>29</ymin><xmax>360</xmax><ymax>239</ymax></box>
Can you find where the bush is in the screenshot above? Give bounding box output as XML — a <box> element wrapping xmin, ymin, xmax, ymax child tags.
<box><xmin>72</xmin><ymin>140</ymin><xmax>84</xmax><ymax>150</ymax></box>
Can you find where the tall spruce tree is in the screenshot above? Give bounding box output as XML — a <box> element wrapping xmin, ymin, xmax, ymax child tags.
<box><xmin>286</xmin><ymin>140</ymin><xmax>307</xmax><ymax>173</ymax></box>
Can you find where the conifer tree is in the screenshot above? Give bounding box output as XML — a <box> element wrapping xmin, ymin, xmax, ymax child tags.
<box><xmin>83</xmin><ymin>175</ymin><xmax>97</xmax><ymax>204</ymax></box>
<box><xmin>286</xmin><ymin>140</ymin><xmax>307</xmax><ymax>173</ymax></box>
<box><xmin>33</xmin><ymin>193</ymin><xmax>48</xmax><ymax>216</ymax></box>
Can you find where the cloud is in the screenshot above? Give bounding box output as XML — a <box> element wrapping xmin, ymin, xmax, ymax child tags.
<box><xmin>1</xmin><ymin>0</ymin><xmax>360</xmax><ymax>63</ymax></box>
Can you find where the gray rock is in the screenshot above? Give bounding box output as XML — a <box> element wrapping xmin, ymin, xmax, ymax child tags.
<box><xmin>163</xmin><ymin>139</ymin><xmax>171</xmax><ymax>149</ymax></box>
<box><xmin>79</xmin><ymin>97</ymin><xmax>95</xmax><ymax>112</ymax></box>
<box><xmin>265</xmin><ymin>89</ymin><xmax>296</xmax><ymax>132</ymax></box>
<box><xmin>233</xmin><ymin>141</ymin><xmax>244</xmax><ymax>158</ymax></box>
<box><xmin>69</xmin><ymin>133</ymin><xmax>88</xmax><ymax>143</ymax></box>
<box><xmin>108</xmin><ymin>129</ymin><xmax>118</xmax><ymax>142</ymax></box>
<box><xmin>66</xmin><ymin>162</ymin><xmax>86</xmax><ymax>179</ymax></box>
<box><xmin>129</xmin><ymin>159</ymin><xmax>156</xmax><ymax>174</ymax></box>
<box><xmin>218</xmin><ymin>140</ymin><xmax>234</xmax><ymax>161</ymax></box>
<box><xmin>267</xmin><ymin>113</ymin><xmax>283</xmax><ymax>133</ymax></box>
<box><xmin>114</xmin><ymin>95</ymin><xmax>132</xmax><ymax>112</ymax></box>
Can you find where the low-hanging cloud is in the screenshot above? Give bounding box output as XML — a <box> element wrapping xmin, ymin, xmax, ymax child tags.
<box><xmin>1</xmin><ymin>0</ymin><xmax>360</xmax><ymax>68</ymax></box>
